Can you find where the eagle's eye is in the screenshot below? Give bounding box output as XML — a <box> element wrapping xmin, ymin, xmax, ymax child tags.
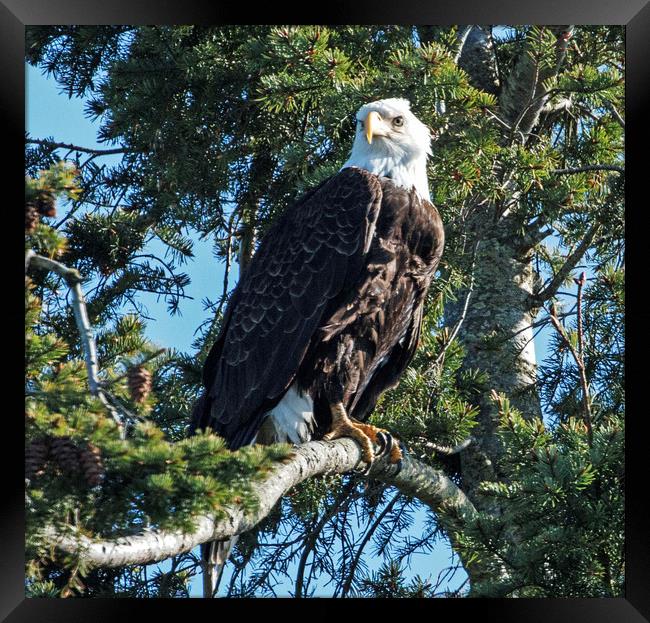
<box><xmin>392</xmin><ymin>116</ymin><xmax>404</xmax><ymax>127</ymax></box>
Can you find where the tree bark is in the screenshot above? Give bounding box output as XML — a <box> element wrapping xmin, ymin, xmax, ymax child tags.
<box><xmin>43</xmin><ymin>438</ymin><xmax>482</xmax><ymax>572</ymax></box>
<box><xmin>446</xmin><ymin>226</ymin><xmax>542</xmax><ymax>507</ymax></box>
<box><xmin>457</xmin><ymin>26</ymin><xmax>500</xmax><ymax>95</ymax></box>
<box><xmin>444</xmin><ymin>26</ymin><xmax>573</xmax><ymax>510</ymax></box>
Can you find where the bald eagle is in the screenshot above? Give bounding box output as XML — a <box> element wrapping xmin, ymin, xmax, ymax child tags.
<box><xmin>190</xmin><ymin>98</ymin><xmax>444</xmax><ymax>595</ymax></box>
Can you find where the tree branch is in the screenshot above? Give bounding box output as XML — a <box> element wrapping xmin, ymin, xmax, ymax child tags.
<box><xmin>26</xmin><ymin>251</ymin><xmax>129</xmax><ymax>437</ymax></box>
<box><xmin>530</xmin><ymin>222</ymin><xmax>600</xmax><ymax>305</ymax></box>
<box><xmin>26</xmin><ymin>138</ymin><xmax>131</xmax><ymax>156</ymax></box>
<box><xmin>456</xmin><ymin>26</ymin><xmax>500</xmax><ymax>96</ymax></box>
<box><xmin>43</xmin><ymin>438</ymin><xmax>477</xmax><ymax>569</ymax></box>
<box><xmin>547</xmin><ymin>299</ymin><xmax>593</xmax><ymax>444</ymax></box>
<box><xmin>428</xmin><ymin>238</ymin><xmax>481</xmax><ymax>374</ymax></box>
<box><xmin>499</xmin><ymin>26</ymin><xmax>574</xmax><ymax>139</ymax></box>
<box><xmin>454</xmin><ymin>26</ymin><xmax>474</xmax><ymax>64</ymax></box>
<box><xmin>295</xmin><ymin>480</ymin><xmax>358</xmax><ymax>598</ymax></box>
<box><xmin>551</xmin><ymin>164</ymin><xmax>624</xmax><ymax>175</ymax></box>
<box><xmin>604</xmin><ymin>99</ymin><xmax>625</xmax><ymax>128</ymax></box>
<box><xmin>339</xmin><ymin>490</ymin><xmax>401</xmax><ymax>597</ymax></box>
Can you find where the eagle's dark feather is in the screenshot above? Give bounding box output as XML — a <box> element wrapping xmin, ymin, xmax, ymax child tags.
<box><xmin>190</xmin><ymin>166</ymin><xmax>444</xmax><ymax>449</ymax></box>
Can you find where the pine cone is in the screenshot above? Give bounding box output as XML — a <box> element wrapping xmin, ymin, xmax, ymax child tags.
<box><xmin>35</xmin><ymin>191</ymin><xmax>56</xmax><ymax>218</ymax></box>
<box><xmin>128</xmin><ymin>365</ymin><xmax>152</xmax><ymax>403</ymax></box>
<box><xmin>79</xmin><ymin>443</ymin><xmax>105</xmax><ymax>487</ymax></box>
<box><xmin>25</xmin><ymin>437</ymin><xmax>51</xmax><ymax>479</ymax></box>
<box><xmin>50</xmin><ymin>436</ymin><xmax>81</xmax><ymax>475</ymax></box>
<box><xmin>25</xmin><ymin>203</ymin><xmax>39</xmax><ymax>233</ymax></box>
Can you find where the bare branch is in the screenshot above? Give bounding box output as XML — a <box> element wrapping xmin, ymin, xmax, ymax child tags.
<box><xmin>339</xmin><ymin>491</ymin><xmax>401</xmax><ymax>597</ymax></box>
<box><xmin>26</xmin><ymin>138</ymin><xmax>132</xmax><ymax>157</ymax></box>
<box><xmin>547</xmin><ymin>301</ymin><xmax>593</xmax><ymax>444</ymax></box>
<box><xmin>27</xmin><ymin>252</ymin><xmax>128</xmax><ymax>437</ymax></box>
<box><xmin>604</xmin><ymin>99</ymin><xmax>625</xmax><ymax>128</ymax></box>
<box><xmin>43</xmin><ymin>438</ymin><xmax>477</xmax><ymax>569</ymax></box>
<box><xmin>295</xmin><ymin>480</ymin><xmax>358</xmax><ymax>598</ymax></box>
<box><xmin>530</xmin><ymin>223</ymin><xmax>600</xmax><ymax>305</ymax></box>
<box><xmin>429</xmin><ymin>239</ymin><xmax>481</xmax><ymax>373</ymax></box>
<box><xmin>551</xmin><ymin>164</ymin><xmax>624</xmax><ymax>175</ymax></box>
<box><xmin>482</xmin><ymin>107</ymin><xmax>514</xmax><ymax>132</ymax></box>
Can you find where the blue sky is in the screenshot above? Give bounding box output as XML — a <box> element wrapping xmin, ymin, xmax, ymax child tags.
<box><xmin>26</xmin><ymin>52</ymin><xmax>572</xmax><ymax>596</ymax></box>
<box><xmin>26</xmin><ymin>64</ymin><xmax>218</xmax><ymax>353</ymax></box>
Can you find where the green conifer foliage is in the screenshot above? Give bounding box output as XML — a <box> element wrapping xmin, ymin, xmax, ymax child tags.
<box><xmin>25</xmin><ymin>164</ymin><xmax>291</xmax><ymax>597</ymax></box>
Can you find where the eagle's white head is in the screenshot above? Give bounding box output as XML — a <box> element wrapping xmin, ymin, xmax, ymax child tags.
<box><xmin>342</xmin><ymin>98</ymin><xmax>432</xmax><ymax>202</ymax></box>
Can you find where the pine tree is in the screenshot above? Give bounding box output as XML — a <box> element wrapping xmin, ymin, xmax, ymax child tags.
<box><xmin>25</xmin><ymin>25</ymin><xmax>624</xmax><ymax>597</ymax></box>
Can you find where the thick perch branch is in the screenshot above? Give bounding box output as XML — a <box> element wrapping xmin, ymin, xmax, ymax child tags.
<box><xmin>43</xmin><ymin>438</ymin><xmax>476</xmax><ymax>569</ymax></box>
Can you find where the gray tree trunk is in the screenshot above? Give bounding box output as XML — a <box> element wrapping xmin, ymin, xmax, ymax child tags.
<box><xmin>445</xmin><ymin>224</ymin><xmax>542</xmax><ymax>508</ymax></box>
<box><xmin>445</xmin><ymin>25</ymin><xmax>572</xmax><ymax>515</ymax></box>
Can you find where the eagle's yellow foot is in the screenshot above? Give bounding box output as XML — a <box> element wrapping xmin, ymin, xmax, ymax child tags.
<box><xmin>323</xmin><ymin>403</ymin><xmax>403</xmax><ymax>468</ymax></box>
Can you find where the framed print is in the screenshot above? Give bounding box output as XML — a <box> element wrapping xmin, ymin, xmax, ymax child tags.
<box><xmin>5</xmin><ymin>0</ymin><xmax>647</xmax><ymax>620</ymax></box>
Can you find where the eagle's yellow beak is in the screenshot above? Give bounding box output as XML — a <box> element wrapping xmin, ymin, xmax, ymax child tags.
<box><xmin>365</xmin><ymin>110</ymin><xmax>382</xmax><ymax>144</ymax></box>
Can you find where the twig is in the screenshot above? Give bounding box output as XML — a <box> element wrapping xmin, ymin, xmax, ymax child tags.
<box><xmin>26</xmin><ymin>251</ymin><xmax>128</xmax><ymax>438</ymax></box>
<box><xmin>212</xmin><ymin>210</ymin><xmax>236</xmax><ymax>324</ymax></box>
<box><xmin>547</xmin><ymin>298</ymin><xmax>593</xmax><ymax>444</ymax></box>
<box><xmin>424</xmin><ymin>437</ymin><xmax>474</xmax><ymax>456</ymax></box>
<box><xmin>435</xmin><ymin>27</ymin><xmax>474</xmax><ymax>120</ymax></box>
<box><xmin>339</xmin><ymin>491</ymin><xmax>401</xmax><ymax>597</ymax></box>
<box><xmin>604</xmin><ymin>99</ymin><xmax>625</xmax><ymax>128</ymax></box>
<box><xmin>551</xmin><ymin>164</ymin><xmax>624</xmax><ymax>175</ymax></box>
<box><xmin>503</xmin><ymin>305</ymin><xmax>576</xmax><ymax>343</ymax></box>
<box><xmin>430</xmin><ymin>239</ymin><xmax>481</xmax><ymax>372</ymax></box>
<box><xmin>483</xmin><ymin>107</ymin><xmax>514</xmax><ymax>132</ymax></box>
<box><xmin>294</xmin><ymin>481</ymin><xmax>358</xmax><ymax>598</ymax></box>
<box><xmin>575</xmin><ymin>272</ymin><xmax>586</xmax><ymax>359</ymax></box>
<box><xmin>26</xmin><ymin>138</ymin><xmax>131</xmax><ymax>157</ymax></box>
<box><xmin>195</xmin><ymin>208</ymin><xmax>238</xmax><ymax>358</ymax></box>
<box><xmin>531</xmin><ymin>222</ymin><xmax>600</xmax><ymax>304</ymax></box>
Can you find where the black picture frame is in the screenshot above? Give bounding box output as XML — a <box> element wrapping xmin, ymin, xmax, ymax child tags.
<box><xmin>5</xmin><ymin>1</ymin><xmax>646</xmax><ymax>620</ymax></box>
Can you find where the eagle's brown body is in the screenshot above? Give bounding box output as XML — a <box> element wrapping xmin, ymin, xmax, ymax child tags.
<box><xmin>190</xmin><ymin>166</ymin><xmax>445</xmax><ymax>449</ymax></box>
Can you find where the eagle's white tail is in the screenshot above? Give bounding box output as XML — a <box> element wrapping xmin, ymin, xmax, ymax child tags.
<box><xmin>202</xmin><ymin>537</ymin><xmax>238</xmax><ymax>597</ymax></box>
<box><xmin>201</xmin><ymin>383</ymin><xmax>314</xmax><ymax>597</ymax></box>
<box><xmin>258</xmin><ymin>384</ymin><xmax>315</xmax><ymax>445</ymax></box>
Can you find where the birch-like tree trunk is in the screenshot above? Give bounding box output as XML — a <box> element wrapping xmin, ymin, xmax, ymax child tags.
<box><xmin>446</xmin><ymin>225</ymin><xmax>543</xmax><ymax>506</ymax></box>
<box><xmin>449</xmin><ymin>25</ymin><xmax>573</xmax><ymax>510</ymax></box>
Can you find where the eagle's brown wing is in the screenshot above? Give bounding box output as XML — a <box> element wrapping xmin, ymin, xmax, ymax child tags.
<box><xmin>192</xmin><ymin>167</ymin><xmax>382</xmax><ymax>448</ymax></box>
<box><xmin>295</xmin><ymin>179</ymin><xmax>445</xmax><ymax>427</ymax></box>
<box><xmin>349</xmin><ymin>185</ymin><xmax>445</xmax><ymax>420</ymax></box>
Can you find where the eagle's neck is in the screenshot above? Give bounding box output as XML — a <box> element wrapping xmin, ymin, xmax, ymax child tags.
<box><xmin>342</xmin><ymin>151</ymin><xmax>431</xmax><ymax>203</ymax></box>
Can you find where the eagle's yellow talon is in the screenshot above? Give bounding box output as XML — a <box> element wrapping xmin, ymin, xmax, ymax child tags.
<box><xmin>325</xmin><ymin>403</ymin><xmax>403</xmax><ymax>466</ymax></box>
